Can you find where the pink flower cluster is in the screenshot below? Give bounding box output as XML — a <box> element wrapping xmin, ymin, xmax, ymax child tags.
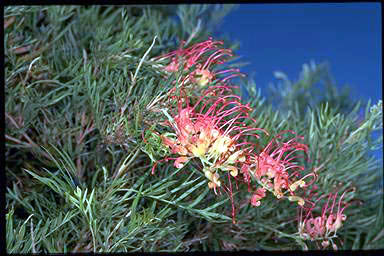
<box><xmin>298</xmin><ymin>185</ymin><xmax>354</xmax><ymax>249</ymax></box>
<box><xmin>150</xmin><ymin>38</ymin><xmax>352</xmax><ymax>245</ymax></box>
<box><xmin>155</xmin><ymin>37</ymin><xmax>243</xmax><ymax>88</ymax></box>
<box><xmin>242</xmin><ymin>131</ymin><xmax>316</xmax><ymax>207</ymax></box>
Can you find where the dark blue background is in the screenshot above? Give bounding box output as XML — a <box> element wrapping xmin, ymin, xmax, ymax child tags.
<box><xmin>217</xmin><ymin>3</ymin><xmax>381</xmax><ymax>104</ymax></box>
<box><xmin>216</xmin><ymin>3</ymin><xmax>382</xmax><ymax>160</ymax></box>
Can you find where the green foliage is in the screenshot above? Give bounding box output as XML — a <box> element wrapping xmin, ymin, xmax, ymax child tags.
<box><xmin>5</xmin><ymin>5</ymin><xmax>382</xmax><ymax>252</ymax></box>
<box><xmin>269</xmin><ymin>61</ymin><xmax>356</xmax><ymax>116</ymax></box>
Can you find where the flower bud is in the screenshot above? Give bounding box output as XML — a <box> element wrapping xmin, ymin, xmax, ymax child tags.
<box><xmin>288</xmin><ymin>196</ymin><xmax>305</xmax><ymax>206</ymax></box>
<box><xmin>289</xmin><ymin>180</ymin><xmax>306</xmax><ymax>191</ymax></box>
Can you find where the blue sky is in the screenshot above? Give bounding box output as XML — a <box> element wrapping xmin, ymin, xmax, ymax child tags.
<box><xmin>216</xmin><ymin>3</ymin><xmax>382</xmax><ymax>105</ymax></box>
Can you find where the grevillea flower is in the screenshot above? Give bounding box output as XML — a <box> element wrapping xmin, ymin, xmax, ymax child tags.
<box><xmin>155</xmin><ymin>37</ymin><xmax>244</xmax><ymax>88</ymax></box>
<box><xmin>298</xmin><ymin>186</ymin><xmax>355</xmax><ymax>249</ymax></box>
<box><xmin>155</xmin><ymin>86</ymin><xmax>267</xmax><ymax>222</ymax></box>
<box><xmin>243</xmin><ymin>130</ymin><xmax>315</xmax><ymax>207</ymax></box>
<box><xmin>159</xmin><ymin>88</ymin><xmax>265</xmax><ymax>183</ymax></box>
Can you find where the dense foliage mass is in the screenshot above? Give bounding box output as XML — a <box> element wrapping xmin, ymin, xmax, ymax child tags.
<box><xmin>5</xmin><ymin>5</ymin><xmax>383</xmax><ymax>252</ymax></box>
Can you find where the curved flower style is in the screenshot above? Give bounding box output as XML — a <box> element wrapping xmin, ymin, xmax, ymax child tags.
<box><xmin>250</xmin><ymin>187</ymin><xmax>267</xmax><ymax>207</ymax></box>
<box><xmin>243</xmin><ymin>130</ymin><xmax>315</xmax><ymax>207</ymax></box>
<box><xmin>298</xmin><ymin>187</ymin><xmax>355</xmax><ymax>249</ymax></box>
<box><xmin>155</xmin><ymin>37</ymin><xmax>244</xmax><ymax>87</ymax></box>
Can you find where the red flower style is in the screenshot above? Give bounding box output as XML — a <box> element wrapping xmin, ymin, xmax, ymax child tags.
<box><xmin>298</xmin><ymin>187</ymin><xmax>355</xmax><ymax>249</ymax></box>
<box><xmin>155</xmin><ymin>37</ymin><xmax>244</xmax><ymax>87</ymax></box>
<box><xmin>244</xmin><ymin>131</ymin><xmax>315</xmax><ymax>207</ymax></box>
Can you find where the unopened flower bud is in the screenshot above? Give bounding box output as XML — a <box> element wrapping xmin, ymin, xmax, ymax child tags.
<box><xmin>227</xmin><ymin>150</ymin><xmax>242</xmax><ymax>164</ymax></box>
<box><xmin>288</xmin><ymin>196</ymin><xmax>305</xmax><ymax>206</ymax></box>
<box><xmin>289</xmin><ymin>180</ymin><xmax>306</xmax><ymax>191</ymax></box>
<box><xmin>195</xmin><ymin>69</ymin><xmax>213</xmax><ymax>86</ymax></box>
<box><xmin>226</xmin><ymin>166</ymin><xmax>238</xmax><ymax>177</ymax></box>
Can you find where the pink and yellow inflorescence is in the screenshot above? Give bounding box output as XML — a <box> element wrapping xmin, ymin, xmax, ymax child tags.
<box><xmin>149</xmin><ymin>38</ymin><xmax>352</xmax><ymax>242</ymax></box>
<box><xmin>297</xmin><ymin>186</ymin><xmax>355</xmax><ymax>249</ymax></box>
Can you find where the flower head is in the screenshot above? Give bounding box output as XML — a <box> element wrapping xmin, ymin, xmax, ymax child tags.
<box><xmin>246</xmin><ymin>130</ymin><xmax>314</xmax><ymax>207</ymax></box>
<box><xmin>298</xmin><ymin>186</ymin><xmax>355</xmax><ymax>249</ymax></box>
<box><xmin>161</xmin><ymin>88</ymin><xmax>265</xmax><ymax>181</ymax></box>
<box><xmin>155</xmin><ymin>37</ymin><xmax>244</xmax><ymax>88</ymax></box>
<box><xmin>156</xmin><ymin>86</ymin><xmax>267</xmax><ymax>223</ymax></box>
